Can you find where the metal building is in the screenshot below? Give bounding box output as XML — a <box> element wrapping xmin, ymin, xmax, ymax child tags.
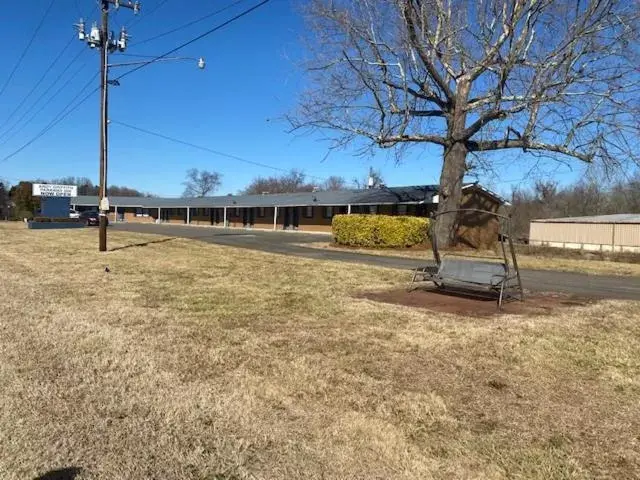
<box><xmin>529</xmin><ymin>214</ymin><xmax>640</xmax><ymax>253</ymax></box>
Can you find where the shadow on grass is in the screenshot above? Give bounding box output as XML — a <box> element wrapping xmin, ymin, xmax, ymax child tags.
<box><xmin>34</xmin><ymin>467</ymin><xmax>82</xmax><ymax>480</ymax></box>
<box><xmin>412</xmin><ymin>284</ymin><xmax>499</xmax><ymax>302</ymax></box>
<box><xmin>109</xmin><ymin>237</ymin><xmax>177</xmax><ymax>252</ymax></box>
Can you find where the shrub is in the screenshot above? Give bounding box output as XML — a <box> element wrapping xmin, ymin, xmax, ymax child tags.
<box><xmin>332</xmin><ymin>214</ymin><xmax>429</xmax><ymax>248</ymax></box>
<box><xmin>12</xmin><ymin>210</ymin><xmax>34</xmax><ymax>221</ymax></box>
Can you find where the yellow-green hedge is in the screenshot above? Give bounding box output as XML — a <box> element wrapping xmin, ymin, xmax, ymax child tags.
<box><xmin>332</xmin><ymin>214</ymin><xmax>430</xmax><ymax>248</ymax></box>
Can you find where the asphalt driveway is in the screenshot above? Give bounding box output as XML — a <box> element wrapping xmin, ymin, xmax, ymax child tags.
<box><xmin>112</xmin><ymin>223</ymin><xmax>640</xmax><ymax>300</ymax></box>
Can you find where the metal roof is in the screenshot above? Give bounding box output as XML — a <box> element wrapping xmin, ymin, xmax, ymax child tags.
<box><xmin>72</xmin><ymin>183</ymin><xmax>503</xmax><ymax>209</ymax></box>
<box><xmin>532</xmin><ymin>214</ymin><xmax>640</xmax><ymax>224</ymax></box>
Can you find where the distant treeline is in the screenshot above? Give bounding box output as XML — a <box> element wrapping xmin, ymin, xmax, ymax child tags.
<box><xmin>509</xmin><ymin>174</ymin><xmax>640</xmax><ymax>238</ymax></box>
<box><xmin>0</xmin><ymin>177</ymin><xmax>153</xmax><ymax>220</ymax></box>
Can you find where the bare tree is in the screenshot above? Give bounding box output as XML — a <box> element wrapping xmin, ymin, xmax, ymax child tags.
<box><xmin>46</xmin><ymin>176</ymin><xmax>146</xmax><ymax>196</ymax></box>
<box><xmin>293</xmin><ymin>0</ymin><xmax>640</xmax><ymax>246</ymax></box>
<box><xmin>322</xmin><ymin>175</ymin><xmax>348</xmax><ymax>190</ymax></box>
<box><xmin>510</xmin><ymin>174</ymin><xmax>640</xmax><ymax>238</ymax></box>
<box><xmin>242</xmin><ymin>169</ymin><xmax>317</xmax><ymax>194</ymax></box>
<box><xmin>182</xmin><ymin>169</ymin><xmax>222</xmax><ymax>197</ymax></box>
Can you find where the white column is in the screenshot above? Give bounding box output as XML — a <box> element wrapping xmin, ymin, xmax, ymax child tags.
<box><xmin>158</xmin><ymin>207</ymin><xmax>161</xmax><ymax>223</ymax></box>
<box><xmin>114</xmin><ymin>206</ymin><xmax>118</xmax><ymax>222</ymax></box>
<box><xmin>347</xmin><ymin>204</ymin><xmax>352</xmax><ymax>214</ymax></box>
<box><xmin>186</xmin><ymin>207</ymin><xmax>190</xmax><ymax>224</ymax></box>
<box><xmin>273</xmin><ymin>206</ymin><xmax>278</xmax><ymax>230</ymax></box>
<box><xmin>223</xmin><ymin>207</ymin><xmax>227</xmax><ymax>227</ymax></box>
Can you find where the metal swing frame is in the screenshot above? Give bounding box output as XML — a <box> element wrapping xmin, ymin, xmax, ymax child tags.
<box><xmin>409</xmin><ymin>209</ymin><xmax>524</xmax><ymax>309</ymax></box>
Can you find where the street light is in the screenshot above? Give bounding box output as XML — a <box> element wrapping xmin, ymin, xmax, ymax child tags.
<box><xmin>75</xmin><ymin>1</ymin><xmax>204</xmax><ymax>252</ymax></box>
<box><xmin>107</xmin><ymin>56</ymin><xmax>206</xmax><ymax>70</ymax></box>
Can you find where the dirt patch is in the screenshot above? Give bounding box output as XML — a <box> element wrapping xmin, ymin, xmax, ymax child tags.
<box><xmin>356</xmin><ymin>287</ymin><xmax>594</xmax><ymax>317</ymax></box>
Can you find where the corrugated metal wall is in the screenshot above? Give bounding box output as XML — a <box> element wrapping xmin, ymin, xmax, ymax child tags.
<box><xmin>530</xmin><ymin>222</ymin><xmax>640</xmax><ymax>247</ymax></box>
<box><xmin>615</xmin><ymin>224</ymin><xmax>640</xmax><ymax>247</ymax></box>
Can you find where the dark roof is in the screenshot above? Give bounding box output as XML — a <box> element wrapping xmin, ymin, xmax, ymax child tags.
<box><xmin>72</xmin><ymin>183</ymin><xmax>503</xmax><ymax>208</ymax></box>
<box><xmin>532</xmin><ymin>214</ymin><xmax>640</xmax><ymax>224</ymax></box>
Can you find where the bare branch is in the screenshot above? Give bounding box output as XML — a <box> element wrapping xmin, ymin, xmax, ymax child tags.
<box><xmin>468</xmin><ymin>138</ymin><xmax>594</xmax><ymax>163</ymax></box>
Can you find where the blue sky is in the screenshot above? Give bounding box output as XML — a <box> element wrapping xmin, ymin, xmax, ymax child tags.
<box><xmin>0</xmin><ymin>0</ymin><xmax>588</xmax><ymax>197</ymax></box>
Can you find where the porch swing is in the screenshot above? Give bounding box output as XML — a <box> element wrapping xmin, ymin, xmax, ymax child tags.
<box><xmin>409</xmin><ymin>209</ymin><xmax>524</xmax><ymax>309</ymax></box>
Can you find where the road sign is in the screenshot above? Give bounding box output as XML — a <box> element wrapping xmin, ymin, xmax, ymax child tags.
<box><xmin>32</xmin><ymin>184</ymin><xmax>78</xmax><ymax>197</ymax></box>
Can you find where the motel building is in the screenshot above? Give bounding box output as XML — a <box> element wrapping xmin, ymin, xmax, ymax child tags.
<box><xmin>72</xmin><ymin>183</ymin><xmax>504</xmax><ymax>234</ymax></box>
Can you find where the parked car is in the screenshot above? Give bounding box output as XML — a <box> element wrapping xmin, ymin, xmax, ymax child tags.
<box><xmin>80</xmin><ymin>211</ymin><xmax>108</xmax><ymax>227</ymax></box>
<box><xmin>69</xmin><ymin>208</ymin><xmax>80</xmax><ymax>219</ymax></box>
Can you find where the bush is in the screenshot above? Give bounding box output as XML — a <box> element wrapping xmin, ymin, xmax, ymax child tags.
<box><xmin>332</xmin><ymin>214</ymin><xmax>429</xmax><ymax>248</ymax></box>
<box><xmin>12</xmin><ymin>210</ymin><xmax>34</xmax><ymax>221</ymax></box>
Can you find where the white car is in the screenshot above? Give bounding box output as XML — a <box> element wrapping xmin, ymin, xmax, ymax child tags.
<box><xmin>69</xmin><ymin>208</ymin><xmax>80</xmax><ymax>219</ymax></box>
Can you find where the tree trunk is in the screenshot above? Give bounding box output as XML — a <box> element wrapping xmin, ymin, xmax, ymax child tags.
<box><xmin>434</xmin><ymin>141</ymin><xmax>468</xmax><ymax>248</ymax></box>
<box><xmin>434</xmin><ymin>78</ymin><xmax>470</xmax><ymax>249</ymax></box>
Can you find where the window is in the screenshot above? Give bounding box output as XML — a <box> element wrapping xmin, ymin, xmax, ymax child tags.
<box><xmin>135</xmin><ymin>208</ymin><xmax>150</xmax><ymax>217</ymax></box>
<box><xmin>234</xmin><ymin>207</ymin><xmax>240</xmax><ymax>217</ymax></box>
<box><xmin>323</xmin><ymin>206</ymin><xmax>334</xmax><ymax>219</ymax></box>
<box><xmin>258</xmin><ymin>207</ymin><xmax>266</xmax><ymax>218</ymax></box>
<box><xmin>303</xmin><ymin>206</ymin><xmax>314</xmax><ymax>218</ymax></box>
<box><xmin>397</xmin><ymin>204</ymin><xmax>408</xmax><ymax>215</ymax></box>
<box><xmin>368</xmin><ymin>205</ymin><xmax>378</xmax><ymax>214</ymax></box>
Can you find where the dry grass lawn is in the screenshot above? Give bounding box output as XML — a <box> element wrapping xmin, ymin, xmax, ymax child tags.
<box><xmin>1</xmin><ymin>222</ymin><xmax>639</xmax><ymax>479</ymax></box>
<box><xmin>297</xmin><ymin>241</ymin><xmax>640</xmax><ymax>277</ymax></box>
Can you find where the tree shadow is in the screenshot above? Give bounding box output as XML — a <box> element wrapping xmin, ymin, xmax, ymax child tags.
<box><xmin>34</xmin><ymin>467</ymin><xmax>82</xmax><ymax>480</ymax></box>
<box><xmin>109</xmin><ymin>237</ymin><xmax>177</xmax><ymax>252</ymax></box>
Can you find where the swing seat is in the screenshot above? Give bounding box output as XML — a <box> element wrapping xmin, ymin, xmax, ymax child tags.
<box><xmin>411</xmin><ymin>256</ymin><xmax>519</xmax><ymax>308</ymax></box>
<box><xmin>408</xmin><ymin>209</ymin><xmax>524</xmax><ymax>309</ymax></box>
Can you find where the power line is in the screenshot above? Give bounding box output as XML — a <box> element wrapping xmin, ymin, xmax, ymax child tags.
<box><xmin>125</xmin><ymin>0</ymin><xmax>172</xmax><ymax>29</ymax></box>
<box><xmin>0</xmin><ymin>63</ymin><xmax>92</xmax><ymax>148</ymax></box>
<box><xmin>110</xmin><ymin>119</ymin><xmax>331</xmax><ymax>183</ymax></box>
<box><xmin>0</xmin><ymin>48</ymin><xmax>88</xmax><ymax>144</ymax></box>
<box><xmin>0</xmin><ymin>0</ymin><xmax>58</xmax><ymax>102</ymax></box>
<box><xmin>132</xmin><ymin>0</ymin><xmax>248</xmax><ymax>47</ymax></box>
<box><xmin>0</xmin><ymin>36</ymin><xmax>78</xmax><ymax>134</ymax></box>
<box><xmin>74</xmin><ymin>0</ymin><xmax>97</xmax><ymax>18</ymax></box>
<box><xmin>115</xmin><ymin>0</ymin><xmax>270</xmax><ymax>81</ymax></box>
<box><xmin>0</xmin><ymin>76</ymin><xmax>99</xmax><ymax>163</ymax></box>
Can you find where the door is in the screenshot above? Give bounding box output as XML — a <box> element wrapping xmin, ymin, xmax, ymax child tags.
<box><xmin>283</xmin><ymin>207</ymin><xmax>292</xmax><ymax>229</ymax></box>
<box><xmin>248</xmin><ymin>208</ymin><xmax>255</xmax><ymax>227</ymax></box>
<box><xmin>292</xmin><ymin>207</ymin><xmax>300</xmax><ymax>229</ymax></box>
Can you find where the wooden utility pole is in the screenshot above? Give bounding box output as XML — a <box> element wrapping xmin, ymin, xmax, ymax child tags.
<box><xmin>98</xmin><ymin>1</ymin><xmax>109</xmax><ymax>252</ymax></box>
<box><xmin>76</xmin><ymin>0</ymin><xmax>139</xmax><ymax>251</ymax></box>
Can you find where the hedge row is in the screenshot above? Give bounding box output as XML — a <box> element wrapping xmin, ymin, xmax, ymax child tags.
<box><xmin>332</xmin><ymin>214</ymin><xmax>429</xmax><ymax>248</ymax></box>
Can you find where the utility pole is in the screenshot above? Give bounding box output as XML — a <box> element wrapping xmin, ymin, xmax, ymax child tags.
<box><xmin>76</xmin><ymin>0</ymin><xmax>140</xmax><ymax>252</ymax></box>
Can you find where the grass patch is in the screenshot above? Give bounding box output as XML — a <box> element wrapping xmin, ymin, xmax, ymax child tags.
<box><xmin>297</xmin><ymin>241</ymin><xmax>640</xmax><ymax>277</ymax></box>
<box><xmin>0</xmin><ymin>221</ymin><xmax>639</xmax><ymax>479</ymax></box>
